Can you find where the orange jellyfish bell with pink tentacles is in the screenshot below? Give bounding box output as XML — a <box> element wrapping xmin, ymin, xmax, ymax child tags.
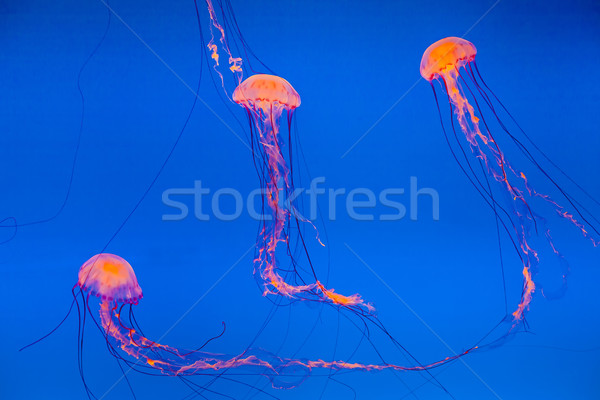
<box><xmin>22</xmin><ymin>252</ymin><xmax>473</xmax><ymax>398</ymax></box>
<box><xmin>233</xmin><ymin>74</ymin><xmax>375</xmax><ymax>315</ymax></box>
<box><xmin>421</xmin><ymin>37</ymin><xmax>599</xmax><ymax>332</ymax></box>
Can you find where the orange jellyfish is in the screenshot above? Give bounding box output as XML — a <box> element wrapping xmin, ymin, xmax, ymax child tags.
<box><xmin>421</xmin><ymin>37</ymin><xmax>599</xmax><ymax>326</ymax></box>
<box><xmin>232</xmin><ymin>74</ymin><xmax>375</xmax><ymax>315</ymax></box>
<box><xmin>23</xmin><ymin>253</ymin><xmax>473</xmax><ymax>398</ymax></box>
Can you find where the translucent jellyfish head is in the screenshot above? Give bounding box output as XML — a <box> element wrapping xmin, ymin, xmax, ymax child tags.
<box><xmin>78</xmin><ymin>253</ymin><xmax>143</xmax><ymax>304</ymax></box>
<box><xmin>420</xmin><ymin>37</ymin><xmax>477</xmax><ymax>81</ymax></box>
<box><xmin>232</xmin><ymin>74</ymin><xmax>300</xmax><ymax>113</ymax></box>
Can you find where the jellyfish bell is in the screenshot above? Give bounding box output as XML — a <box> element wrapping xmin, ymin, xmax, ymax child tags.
<box><xmin>232</xmin><ymin>74</ymin><xmax>300</xmax><ymax>113</ymax></box>
<box><xmin>78</xmin><ymin>253</ymin><xmax>143</xmax><ymax>304</ymax></box>
<box><xmin>420</xmin><ymin>37</ymin><xmax>477</xmax><ymax>81</ymax></box>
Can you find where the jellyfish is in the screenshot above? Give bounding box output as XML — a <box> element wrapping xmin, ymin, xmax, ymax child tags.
<box><xmin>232</xmin><ymin>74</ymin><xmax>375</xmax><ymax>314</ymax></box>
<box><xmin>192</xmin><ymin>2</ymin><xmax>370</xmax><ymax>314</ymax></box>
<box><xmin>421</xmin><ymin>37</ymin><xmax>599</xmax><ymax>325</ymax></box>
<box><xmin>23</xmin><ymin>253</ymin><xmax>474</xmax><ymax>398</ymax></box>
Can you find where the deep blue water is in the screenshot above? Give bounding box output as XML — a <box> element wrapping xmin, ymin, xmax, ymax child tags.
<box><xmin>1</xmin><ymin>1</ymin><xmax>599</xmax><ymax>399</ymax></box>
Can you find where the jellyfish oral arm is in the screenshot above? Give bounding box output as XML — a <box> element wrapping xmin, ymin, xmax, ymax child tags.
<box><xmin>99</xmin><ymin>300</ymin><xmax>279</xmax><ymax>374</ymax></box>
<box><xmin>203</xmin><ymin>0</ymin><xmax>243</xmax><ymax>87</ymax></box>
<box><xmin>98</xmin><ymin>298</ymin><xmax>469</xmax><ymax>382</ymax></box>
<box><xmin>248</xmin><ymin>103</ymin><xmax>373</xmax><ymax>313</ymax></box>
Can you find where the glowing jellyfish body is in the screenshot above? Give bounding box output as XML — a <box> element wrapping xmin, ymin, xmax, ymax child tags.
<box><xmin>233</xmin><ymin>74</ymin><xmax>373</xmax><ymax>314</ymax></box>
<box><xmin>420</xmin><ymin>37</ymin><xmax>476</xmax><ymax>82</ymax></box>
<box><xmin>78</xmin><ymin>253</ymin><xmax>142</xmax><ymax>304</ymax></box>
<box><xmin>233</xmin><ymin>74</ymin><xmax>300</xmax><ymax>111</ymax></box>
<box><xmin>421</xmin><ymin>37</ymin><xmax>599</xmax><ymax>324</ymax></box>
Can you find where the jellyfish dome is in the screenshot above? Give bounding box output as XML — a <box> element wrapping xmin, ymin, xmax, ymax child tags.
<box><xmin>233</xmin><ymin>74</ymin><xmax>300</xmax><ymax>112</ymax></box>
<box><xmin>420</xmin><ymin>37</ymin><xmax>477</xmax><ymax>81</ymax></box>
<box><xmin>77</xmin><ymin>253</ymin><xmax>143</xmax><ymax>304</ymax></box>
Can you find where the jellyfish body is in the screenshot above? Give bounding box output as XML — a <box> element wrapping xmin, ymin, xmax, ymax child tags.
<box><xmin>232</xmin><ymin>74</ymin><xmax>300</xmax><ymax>110</ymax></box>
<box><xmin>421</xmin><ymin>37</ymin><xmax>598</xmax><ymax>324</ymax></box>
<box><xmin>420</xmin><ymin>37</ymin><xmax>476</xmax><ymax>82</ymax></box>
<box><xmin>233</xmin><ymin>74</ymin><xmax>374</xmax><ymax>314</ymax></box>
<box><xmin>78</xmin><ymin>253</ymin><xmax>143</xmax><ymax>304</ymax></box>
